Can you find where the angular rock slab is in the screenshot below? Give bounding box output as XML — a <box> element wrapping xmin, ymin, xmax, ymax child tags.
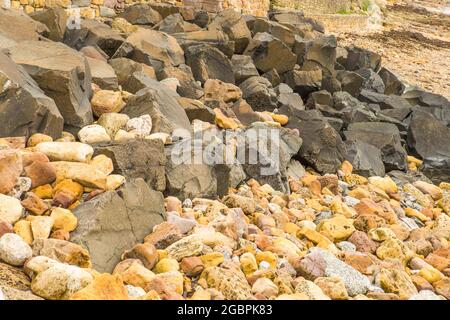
<box><xmin>407</xmin><ymin>110</ymin><xmax>450</xmax><ymax>183</ymax></box>
<box><xmin>0</xmin><ymin>8</ymin><xmax>48</xmax><ymax>49</ymax></box>
<box><xmin>0</xmin><ymin>51</ymin><xmax>63</xmax><ymax>139</ymax></box>
<box><xmin>71</xmin><ymin>179</ymin><xmax>166</xmax><ymax>273</ymax></box>
<box><xmin>64</xmin><ymin>19</ymin><xmax>124</xmax><ymax>58</ymax></box>
<box><xmin>113</xmin><ymin>28</ymin><xmax>185</xmax><ymax>71</ymax></box>
<box><xmin>94</xmin><ymin>139</ymin><xmax>166</xmax><ymax>192</ymax></box>
<box><xmin>121</xmin><ymin>78</ymin><xmax>191</xmax><ymax>134</ymax></box>
<box><xmin>8</xmin><ymin>41</ymin><xmax>93</xmax><ymax>133</ymax></box>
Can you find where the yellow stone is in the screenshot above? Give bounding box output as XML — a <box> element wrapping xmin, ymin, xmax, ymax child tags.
<box><xmin>153</xmin><ymin>258</ymin><xmax>179</xmax><ymax>274</ymax></box>
<box><xmin>264</xmin><ymin>112</ymin><xmax>288</xmax><ymax>125</ymax></box>
<box><xmin>376</xmin><ymin>238</ymin><xmax>413</xmax><ymax>263</ymax></box>
<box><xmin>340</xmin><ymin>160</ymin><xmax>353</xmax><ymax>176</ymax></box>
<box><xmin>27</xmin><ymin>133</ymin><xmax>52</xmax><ymax>148</ymax></box>
<box><xmin>70</xmin><ymin>274</ymin><xmax>128</xmax><ymax>300</ymax></box>
<box><xmin>13</xmin><ymin>220</ymin><xmax>33</xmax><ymax>245</ymax></box>
<box><xmin>255</xmin><ymin>251</ymin><xmax>277</xmax><ymax>269</ymax></box>
<box><xmin>439</xmin><ymin>182</ymin><xmax>450</xmax><ymax>190</ymax></box>
<box><xmin>32</xmin><ymin>184</ymin><xmax>53</xmax><ymax>199</ymax></box>
<box><xmin>316</xmin><ymin>215</ymin><xmax>355</xmax><ymax>242</ymax></box>
<box><xmin>348</xmin><ymin>187</ymin><xmax>371</xmax><ymax>199</ymax></box>
<box><xmin>418</xmin><ymin>267</ymin><xmax>442</xmax><ymax>283</ymax></box>
<box><xmin>200</xmin><ymin>252</ymin><xmax>224</xmax><ymax>268</ymax></box>
<box><xmin>284</xmin><ymin>222</ymin><xmax>300</xmax><ymax>235</ymax></box>
<box><xmin>404</xmin><ymin>207</ymin><xmax>430</xmax><ymax>222</ymax></box>
<box><xmin>344</xmin><ymin>174</ymin><xmax>368</xmax><ymax>187</ymax></box>
<box><xmin>154</xmin><ymin>271</ymin><xmax>184</xmax><ymax>295</ymax></box>
<box><xmin>368</xmin><ymin>227</ymin><xmax>397</xmax><ymax>242</ymax></box>
<box><xmin>118</xmin><ymin>262</ymin><xmax>155</xmax><ymax>289</ymax></box>
<box><xmin>214</xmin><ymin>108</ymin><xmax>239</xmax><ymax>129</ymax></box>
<box><xmin>30</xmin><ymin>216</ymin><xmax>54</xmax><ymax>240</ymax></box>
<box><xmin>190</xmin><ymin>287</ymin><xmax>212</xmax><ymax>300</ymax></box>
<box><xmin>368</xmin><ymin>176</ymin><xmax>398</xmax><ymax>194</ymax></box>
<box><xmin>240</xmin><ymin>252</ymin><xmax>258</xmax><ymax>276</ymax></box>
<box><xmin>157</xmin><ymin>250</ymin><xmax>168</xmax><ymax>260</ymax></box>
<box><xmin>50</xmin><ymin>208</ymin><xmax>78</xmax><ymax>232</ymax></box>
<box><xmin>407</xmin><ymin>155</ymin><xmax>423</xmax><ymax>166</ymax></box>
<box><xmin>53</xmin><ymin>179</ymin><xmax>84</xmax><ymax>200</ymax></box>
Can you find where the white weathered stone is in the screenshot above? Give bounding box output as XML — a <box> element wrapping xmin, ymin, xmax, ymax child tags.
<box><xmin>35</xmin><ymin>142</ymin><xmax>94</xmax><ymax>163</ymax></box>
<box><xmin>0</xmin><ymin>233</ymin><xmax>32</xmax><ymax>266</ymax></box>
<box><xmin>78</xmin><ymin>125</ymin><xmax>112</xmax><ymax>144</ymax></box>
<box><xmin>0</xmin><ymin>194</ymin><xmax>23</xmax><ymax>224</ymax></box>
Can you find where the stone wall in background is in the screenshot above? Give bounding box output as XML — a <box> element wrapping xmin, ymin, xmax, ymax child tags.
<box><xmin>271</xmin><ymin>0</ymin><xmax>353</xmax><ymax>14</ymax></box>
<box><xmin>183</xmin><ymin>0</ymin><xmax>270</xmax><ymax>16</ymax></box>
<box><xmin>0</xmin><ymin>0</ymin><xmax>270</xmax><ymax>17</ymax></box>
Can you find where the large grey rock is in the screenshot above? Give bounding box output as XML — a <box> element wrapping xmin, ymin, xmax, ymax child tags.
<box><xmin>64</xmin><ymin>19</ymin><xmax>124</xmax><ymax>58</ymax></box>
<box><xmin>165</xmin><ymin>143</ymin><xmax>218</xmax><ymax>200</ymax></box>
<box><xmin>345</xmin><ymin>122</ymin><xmax>407</xmax><ymax>171</ymax></box>
<box><xmin>109</xmin><ymin>58</ymin><xmax>156</xmax><ymax>94</ymax></box>
<box><xmin>356</xmin><ymin>68</ymin><xmax>385</xmax><ymax>94</ymax></box>
<box><xmin>407</xmin><ymin>110</ymin><xmax>450</xmax><ymax>183</ymax></box>
<box><xmin>378</xmin><ymin>67</ymin><xmax>405</xmax><ymax>95</ymax></box>
<box><xmin>402</xmin><ymin>89</ymin><xmax>450</xmax><ymax>109</ymax></box>
<box><xmin>173</xmin><ymin>28</ymin><xmax>234</xmax><ymax>58</ymax></box>
<box><xmin>86</xmin><ymin>57</ymin><xmax>119</xmax><ymax>90</ymax></box>
<box><xmin>251</xmin><ymin>18</ymin><xmax>295</xmax><ymax>48</ymax></box>
<box><xmin>284</xmin><ymin>67</ymin><xmax>323</xmax><ymax>99</ymax></box>
<box><xmin>238</xmin><ymin>123</ymin><xmax>302</xmax><ymax>193</ymax></box>
<box><xmin>185</xmin><ymin>43</ymin><xmax>234</xmax><ymax>84</ymax></box>
<box><xmin>281</xmin><ymin>107</ymin><xmax>346</xmax><ymax>173</ymax></box>
<box><xmin>336</xmin><ymin>71</ymin><xmax>364</xmax><ymax>97</ymax></box>
<box><xmin>159</xmin><ymin>13</ymin><xmax>201</xmax><ymax>34</ymax></box>
<box><xmin>71</xmin><ymin>179</ymin><xmax>166</xmax><ymax>272</ymax></box>
<box><xmin>231</xmin><ymin>55</ymin><xmax>259</xmax><ymax>84</ymax></box>
<box><xmin>94</xmin><ymin>139</ymin><xmax>166</xmax><ymax>192</ymax></box>
<box><xmin>345</xmin><ymin>140</ymin><xmax>385</xmax><ymax>177</ymax></box>
<box><xmin>8</xmin><ymin>41</ymin><xmax>93</xmax><ymax>134</ymax></box>
<box><xmin>121</xmin><ymin>78</ymin><xmax>191</xmax><ymax>134</ymax></box>
<box><xmin>359</xmin><ymin>90</ymin><xmax>411</xmax><ymax>110</ymax></box>
<box><xmin>117</xmin><ymin>4</ymin><xmax>162</xmax><ymax>26</ymax></box>
<box><xmin>344</xmin><ymin>46</ymin><xmax>381</xmax><ymax>72</ymax></box>
<box><xmin>245</xmin><ymin>32</ymin><xmax>296</xmax><ymax>74</ymax></box>
<box><xmin>0</xmin><ymin>51</ymin><xmax>63</xmax><ymax>139</ymax></box>
<box><xmin>157</xmin><ymin>65</ymin><xmax>203</xmax><ymax>99</ymax></box>
<box><xmin>113</xmin><ymin>28</ymin><xmax>184</xmax><ymax>71</ymax></box>
<box><xmin>209</xmin><ymin>8</ymin><xmax>252</xmax><ymax>54</ymax></box>
<box><xmin>30</xmin><ymin>8</ymin><xmax>67</xmax><ymax>42</ymax></box>
<box><xmin>0</xmin><ymin>8</ymin><xmax>48</xmax><ymax>49</ymax></box>
<box><xmin>239</xmin><ymin>76</ymin><xmax>278</xmax><ymax>112</ymax></box>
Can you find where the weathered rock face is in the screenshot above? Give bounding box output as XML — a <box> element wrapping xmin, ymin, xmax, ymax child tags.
<box><xmin>345</xmin><ymin>140</ymin><xmax>385</xmax><ymax>177</ymax></box>
<box><xmin>8</xmin><ymin>41</ymin><xmax>93</xmax><ymax>134</ymax></box>
<box><xmin>209</xmin><ymin>8</ymin><xmax>252</xmax><ymax>54</ymax></box>
<box><xmin>113</xmin><ymin>28</ymin><xmax>185</xmax><ymax>71</ymax></box>
<box><xmin>0</xmin><ymin>8</ymin><xmax>48</xmax><ymax>49</ymax></box>
<box><xmin>407</xmin><ymin>110</ymin><xmax>450</xmax><ymax>183</ymax></box>
<box><xmin>94</xmin><ymin>139</ymin><xmax>166</xmax><ymax>192</ymax></box>
<box><xmin>239</xmin><ymin>76</ymin><xmax>278</xmax><ymax>112</ymax></box>
<box><xmin>64</xmin><ymin>19</ymin><xmax>125</xmax><ymax>58</ymax></box>
<box><xmin>0</xmin><ymin>51</ymin><xmax>63</xmax><ymax>139</ymax></box>
<box><xmin>281</xmin><ymin>107</ymin><xmax>346</xmax><ymax>173</ymax></box>
<box><xmin>109</xmin><ymin>58</ymin><xmax>156</xmax><ymax>94</ymax></box>
<box><xmin>121</xmin><ymin>78</ymin><xmax>191</xmax><ymax>134</ymax></box>
<box><xmin>118</xmin><ymin>3</ymin><xmax>163</xmax><ymax>26</ymax></box>
<box><xmin>345</xmin><ymin>122</ymin><xmax>407</xmax><ymax>172</ymax></box>
<box><xmin>71</xmin><ymin>179</ymin><xmax>166</xmax><ymax>272</ymax></box>
<box><xmin>246</xmin><ymin>32</ymin><xmax>297</xmax><ymax>74</ymax></box>
<box><xmin>185</xmin><ymin>44</ymin><xmax>235</xmax><ymax>84</ymax></box>
<box><xmin>29</xmin><ymin>8</ymin><xmax>67</xmax><ymax>42</ymax></box>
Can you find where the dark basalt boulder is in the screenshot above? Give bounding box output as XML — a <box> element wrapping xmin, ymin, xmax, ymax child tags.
<box><xmin>407</xmin><ymin>110</ymin><xmax>450</xmax><ymax>183</ymax></box>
